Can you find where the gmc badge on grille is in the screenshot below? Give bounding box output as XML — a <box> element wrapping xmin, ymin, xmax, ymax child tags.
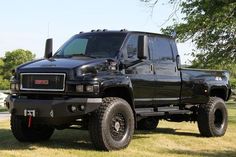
<box><xmin>34</xmin><ymin>80</ymin><xmax>49</xmax><ymax>85</ymax></box>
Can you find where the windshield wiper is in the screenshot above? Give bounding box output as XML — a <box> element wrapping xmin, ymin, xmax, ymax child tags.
<box><xmin>53</xmin><ymin>54</ymin><xmax>71</xmax><ymax>58</ymax></box>
<box><xmin>68</xmin><ymin>53</ymin><xmax>97</xmax><ymax>58</ymax></box>
<box><xmin>54</xmin><ymin>53</ymin><xmax>96</xmax><ymax>59</ymax></box>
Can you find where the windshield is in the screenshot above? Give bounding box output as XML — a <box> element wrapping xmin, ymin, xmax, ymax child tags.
<box><xmin>54</xmin><ymin>33</ymin><xmax>126</xmax><ymax>58</ymax></box>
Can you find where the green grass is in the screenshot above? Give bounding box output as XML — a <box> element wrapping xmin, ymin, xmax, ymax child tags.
<box><xmin>0</xmin><ymin>103</ymin><xmax>236</xmax><ymax>157</ymax></box>
<box><xmin>0</xmin><ymin>107</ymin><xmax>7</xmax><ymax>112</ymax></box>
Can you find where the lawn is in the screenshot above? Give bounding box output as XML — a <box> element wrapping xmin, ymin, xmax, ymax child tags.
<box><xmin>0</xmin><ymin>107</ymin><xmax>7</xmax><ymax>112</ymax></box>
<box><xmin>0</xmin><ymin>103</ymin><xmax>235</xmax><ymax>157</ymax></box>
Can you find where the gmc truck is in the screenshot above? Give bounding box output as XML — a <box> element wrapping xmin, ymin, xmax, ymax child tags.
<box><xmin>6</xmin><ymin>30</ymin><xmax>231</xmax><ymax>151</ymax></box>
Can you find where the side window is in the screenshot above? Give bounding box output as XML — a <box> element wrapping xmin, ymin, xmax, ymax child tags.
<box><xmin>126</xmin><ymin>35</ymin><xmax>138</xmax><ymax>60</ymax></box>
<box><xmin>149</xmin><ymin>36</ymin><xmax>174</xmax><ymax>62</ymax></box>
<box><xmin>149</xmin><ymin>36</ymin><xmax>158</xmax><ymax>60</ymax></box>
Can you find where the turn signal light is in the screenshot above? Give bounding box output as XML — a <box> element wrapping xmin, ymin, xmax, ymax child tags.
<box><xmin>86</xmin><ymin>85</ymin><xmax>94</xmax><ymax>92</ymax></box>
<box><xmin>10</xmin><ymin>83</ymin><xmax>19</xmax><ymax>91</ymax></box>
<box><xmin>76</xmin><ymin>85</ymin><xmax>84</xmax><ymax>92</ymax></box>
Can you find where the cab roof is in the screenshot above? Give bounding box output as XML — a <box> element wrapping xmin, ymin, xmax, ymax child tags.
<box><xmin>77</xmin><ymin>30</ymin><xmax>174</xmax><ymax>39</ymax></box>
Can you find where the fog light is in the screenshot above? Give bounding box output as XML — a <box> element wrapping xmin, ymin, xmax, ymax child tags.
<box><xmin>93</xmin><ymin>84</ymin><xmax>99</xmax><ymax>93</ymax></box>
<box><xmin>80</xmin><ymin>105</ymin><xmax>85</xmax><ymax>111</ymax></box>
<box><xmin>76</xmin><ymin>85</ymin><xmax>84</xmax><ymax>92</ymax></box>
<box><xmin>86</xmin><ymin>85</ymin><xmax>94</xmax><ymax>92</ymax></box>
<box><xmin>71</xmin><ymin>105</ymin><xmax>77</xmax><ymax>112</ymax></box>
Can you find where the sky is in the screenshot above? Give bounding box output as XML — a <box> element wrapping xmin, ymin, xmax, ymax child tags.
<box><xmin>0</xmin><ymin>0</ymin><xmax>194</xmax><ymax>64</ymax></box>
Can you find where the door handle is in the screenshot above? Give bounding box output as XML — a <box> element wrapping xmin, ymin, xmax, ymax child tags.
<box><xmin>150</xmin><ymin>64</ymin><xmax>153</xmax><ymax>72</ymax></box>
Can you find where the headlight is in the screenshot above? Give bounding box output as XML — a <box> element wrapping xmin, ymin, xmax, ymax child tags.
<box><xmin>76</xmin><ymin>84</ymin><xmax>99</xmax><ymax>93</ymax></box>
<box><xmin>10</xmin><ymin>76</ymin><xmax>19</xmax><ymax>91</ymax></box>
<box><xmin>76</xmin><ymin>85</ymin><xmax>84</xmax><ymax>92</ymax></box>
<box><xmin>76</xmin><ymin>66</ymin><xmax>97</xmax><ymax>76</ymax></box>
<box><xmin>85</xmin><ymin>85</ymin><xmax>94</xmax><ymax>92</ymax></box>
<box><xmin>76</xmin><ymin>68</ymin><xmax>84</xmax><ymax>76</ymax></box>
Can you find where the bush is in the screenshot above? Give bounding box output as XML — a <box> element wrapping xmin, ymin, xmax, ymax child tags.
<box><xmin>0</xmin><ymin>76</ymin><xmax>9</xmax><ymax>90</ymax></box>
<box><xmin>230</xmin><ymin>78</ymin><xmax>236</xmax><ymax>89</ymax></box>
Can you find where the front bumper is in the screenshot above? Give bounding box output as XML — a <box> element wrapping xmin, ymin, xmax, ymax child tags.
<box><xmin>6</xmin><ymin>95</ymin><xmax>102</xmax><ymax>118</ymax></box>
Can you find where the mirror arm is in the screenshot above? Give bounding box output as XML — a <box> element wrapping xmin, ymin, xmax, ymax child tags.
<box><xmin>118</xmin><ymin>61</ymin><xmax>126</xmax><ymax>70</ymax></box>
<box><xmin>176</xmin><ymin>55</ymin><xmax>181</xmax><ymax>70</ymax></box>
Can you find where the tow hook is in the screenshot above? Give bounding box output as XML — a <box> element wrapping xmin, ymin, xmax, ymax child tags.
<box><xmin>28</xmin><ymin>115</ymin><xmax>32</xmax><ymax>128</ymax></box>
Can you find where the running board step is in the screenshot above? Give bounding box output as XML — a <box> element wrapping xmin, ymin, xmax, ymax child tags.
<box><xmin>135</xmin><ymin>107</ymin><xmax>192</xmax><ymax>117</ymax></box>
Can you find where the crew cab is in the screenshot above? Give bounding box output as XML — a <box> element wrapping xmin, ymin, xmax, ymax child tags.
<box><xmin>6</xmin><ymin>30</ymin><xmax>231</xmax><ymax>150</ymax></box>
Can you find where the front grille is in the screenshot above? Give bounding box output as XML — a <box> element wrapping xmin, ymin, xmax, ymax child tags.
<box><xmin>20</xmin><ymin>73</ymin><xmax>66</xmax><ymax>91</ymax></box>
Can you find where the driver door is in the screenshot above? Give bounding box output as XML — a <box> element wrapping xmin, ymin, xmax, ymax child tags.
<box><xmin>123</xmin><ymin>34</ymin><xmax>155</xmax><ymax>107</ymax></box>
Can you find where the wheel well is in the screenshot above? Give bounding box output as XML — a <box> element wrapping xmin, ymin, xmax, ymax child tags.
<box><xmin>102</xmin><ymin>87</ymin><xmax>133</xmax><ymax>109</ymax></box>
<box><xmin>210</xmin><ymin>88</ymin><xmax>227</xmax><ymax>100</ymax></box>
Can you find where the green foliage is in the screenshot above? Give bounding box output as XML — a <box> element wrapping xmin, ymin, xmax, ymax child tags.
<box><xmin>189</xmin><ymin>53</ymin><xmax>236</xmax><ymax>78</ymax></box>
<box><xmin>162</xmin><ymin>0</ymin><xmax>236</xmax><ymax>62</ymax></box>
<box><xmin>0</xmin><ymin>49</ymin><xmax>35</xmax><ymax>90</ymax></box>
<box><xmin>2</xmin><ymin>49</ymin><xmax>35</xmax><ymax>80</ymax></box>
<box><xmin>230</xmin><ymin>78</ymin><xmax>236</xmax><ymax>89</ymax></box>
<box><xmin>0</xmin><ymin>106</ymin><xmax>8</xmax><ymax>112</ymax></box>
<box><xmin>0</xmin><ymin>59</ymin><xmax>4</xmax><ymax>74</ymax></box>
<box><xmin>160</xmin><ymin>0</ymin><xmax>236</xmax><ymax>82</ymax></box>
<box><xmin>143</xmin><ymin>1</ymin><xmax>235</xmax><ymax>69</ymax></box>
<box><xmin>0</xmin><ymin>76</ymin><xmax>10</xmax><ymax>90</ymax></box>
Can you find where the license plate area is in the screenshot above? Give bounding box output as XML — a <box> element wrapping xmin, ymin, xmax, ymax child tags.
<box><xmin>24</xmin><ymin>109</ymin><xmax>36</xmax><ymax>117</ymax></box>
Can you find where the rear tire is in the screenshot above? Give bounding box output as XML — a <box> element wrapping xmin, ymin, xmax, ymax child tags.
<box><xmin>137</xmin><ymin>117</ymin><xmax>159</xmax><ymax>130</ymax></box>
<box><xmin>89</xmin><ymin>97</ymin><xmax>134</xmax><ymax>151</ymax></box>
<box><xmin>11</xmin><ymin>115</ymin><xmax>54</xmax><ymax>142</ymax></box>
<box><xmin>197</xmin><ymin>97</ymin><xmax>228</xmax><ymax>137</ymax></box>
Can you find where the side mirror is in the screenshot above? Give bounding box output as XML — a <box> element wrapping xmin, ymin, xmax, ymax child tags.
<box><xmin>138</xmin><ymin>35</ymin><xmax>148</xmax><ymax>59</ymax></box>
<box><xmin>45</xmin><ymin>38</ymin><xmax>53</xmax><ymax>59</ymax></box>
<box><xmin>176</xmin><ymin>55</ymin><xmax>181</xmax><ymax>70</ymax></box>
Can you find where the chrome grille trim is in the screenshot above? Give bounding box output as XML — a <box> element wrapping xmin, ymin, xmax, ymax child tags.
<box><xmin>20</xmin><ymin>73</ymin><xmax>66</xmax><ymax>92</ymax></box>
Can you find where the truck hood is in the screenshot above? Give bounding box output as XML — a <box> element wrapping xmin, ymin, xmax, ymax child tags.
<box><xmin>16</xmin><ymin>57</ymin><xmax>117</xmax><ymax>75</ymax></box>
<box><xmin>19</xmin><ymin>58</ymin><xmax>93</xmax><ymax>69</ymax></box>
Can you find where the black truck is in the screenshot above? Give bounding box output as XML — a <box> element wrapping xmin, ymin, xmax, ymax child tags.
<box><xmin>6</xmin><ymin>30</ymin><xmax>231</xmax><ymax>151</ymax></box>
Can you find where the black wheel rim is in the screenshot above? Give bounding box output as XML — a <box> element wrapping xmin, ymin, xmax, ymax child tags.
<box><xmin>110</xmin><ymin>113</ymin><xmax>126</xmax><ymax>141</ymax></box>
<box><xmin>214</xmin><ymin>109</ymin><xmax>224</xmax><ymax>129</ymax></box>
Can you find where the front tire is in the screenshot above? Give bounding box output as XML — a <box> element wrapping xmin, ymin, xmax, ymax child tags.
<box><xmin>11</xmin><ymin>115</ymin><xmax>54</xmax><ymax>142</ymax></box>
<box><xmin>89</xmin><ymin>97</ymin><xmax>134</xmax><ymax>151</ymax></box>
<box><xmin>197</xmin><ymin>97</ymin><xmax>228</xmax><ymax>137</ymax></box>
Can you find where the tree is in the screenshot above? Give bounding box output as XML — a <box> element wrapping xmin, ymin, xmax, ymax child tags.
<box><xmin>2</xmin><ymin>49</ymin><xmax>35</xmax><ymax>80</ymax></box>
<box><xmin>0</xmin><ymin>76</ymin><xmax>10</xmax><ymax>90</ymax></box>
<box><xmin>0</xmin><ymin>58</ymin><xmax>4</xmax><ymax>74</ymax></box>
<box><xmin>160</xmin><ymin>0</ymin><xmax>236</xmax><ymax>68</ymax></box>
<box><xmin>142</xmin><ymin>0</ymin><xmax>235</xmax><ymax>67</ymax></box>
<box><xmin>142</xmin><ymin>0</ymin><xmax>236</xmax><ymax>87</ymax></box>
